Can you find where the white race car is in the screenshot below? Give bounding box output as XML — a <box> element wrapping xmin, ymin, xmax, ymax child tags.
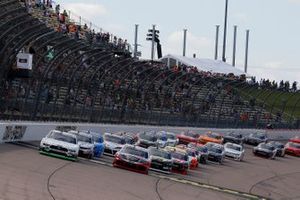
<box><xmin>104</xmin><ymin>133</ymin><xmax>126</xmax><ymax>155</ymax></box>
<box><xmin>157</xmin><ymin>131</ymin><xmax>178</xmax><ymax>148</ymax></box>
<box><xmin>224</xmin><ymin>142</ymin><xmax>245</xmax><ymax>161</ymax></box>
<box><xmin>40</xmin><ymin>130</ymin><xmax>79</xmax><ymax>160</ymax></box>
<box><xmin>69</xmin><ymin>130</ymin><xmax>94</xmax><ymax>159</ymax></box>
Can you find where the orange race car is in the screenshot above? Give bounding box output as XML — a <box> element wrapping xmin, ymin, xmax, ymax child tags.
<box><xmin>199</xmin><ymin>132</ymin><xmax>223</xmax><ymax>144</ymax></box>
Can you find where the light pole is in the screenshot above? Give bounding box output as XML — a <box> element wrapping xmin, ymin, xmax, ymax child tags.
<box><xmin>151</xmin><ymin>25</ymin><xmax>156</xmax><ymax>61</ymax></box>
<box><xmin>183</xmin><ymin>29</ymin><xmax>187</xmax><ymax>57</ymax></box>
<box><xmin>222</xmin><ymin>0</ymin><xmax>229</xmax><ymax>62</ymax></box>
<box><xmin>214</xmin><ymin>25</ymin><xmax>220</xmax><ymax>60</ymax></box>
<box><xmin>244</xmin><ymin>29</ymin><xmax>250</xmax><ymax>73</ymax></box>
<box><xmin>232</xmin><ymin>25</ymin><xmax>237</xmax><ymax>66</ymax></box>
<box><xmin>133</xmin><ymin>24</ymin><xmax>139</xmax><ymax>59</ymax></box>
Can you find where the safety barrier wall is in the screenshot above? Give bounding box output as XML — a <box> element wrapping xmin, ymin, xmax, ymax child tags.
<box><xmin>0</xmin><ymin>121</ymin><xmax>300</xmax><ymax>143</ymax></box>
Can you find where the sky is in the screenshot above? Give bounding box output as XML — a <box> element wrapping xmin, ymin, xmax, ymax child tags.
<box><xmin>55</xmin><ymin>0</ymin><xmax>300</xmax><ymax>83</ymax></box>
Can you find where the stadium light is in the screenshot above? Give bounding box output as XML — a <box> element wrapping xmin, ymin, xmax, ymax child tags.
<box><xmin>222</xmin><ymin>0</ymin><xmax>229</xmax><ymax>62</ymax></box>
<box><xmin>146</xmin><ymin>25</ymin><xmax>160</xmax><ymax>60</ymax></box>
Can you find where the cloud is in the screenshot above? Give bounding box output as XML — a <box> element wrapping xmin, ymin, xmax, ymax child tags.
<box><xmin>164</xmin><ymin>31</ymin><xmax>212</xmax><ymax>57</ymax></box>
<box><xmin>288</xmin><ymin>0</ymin><xmax>300</xmax><ymax>3</ymax></box>
<box><xmin>62</xmin><ymin>3</ymin><xmax>108</xmax><ymax>21</ymax></box>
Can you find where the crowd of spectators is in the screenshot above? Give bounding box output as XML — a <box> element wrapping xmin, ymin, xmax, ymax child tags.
<box><xmin>22</xmin><ymin>0</ymin><xmax>129</xmax><ymax>51</ymax></box>
<box><xmin>248</xmin><ymin>77</ymin><xmax>298</xmax><ymax>92</ymax></box>
<box><xmin>2</xmin><ymin>0</ymin><xmax>298</xmax><ymax>128</ymax></box>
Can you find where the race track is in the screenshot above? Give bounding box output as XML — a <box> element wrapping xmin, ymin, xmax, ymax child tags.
<box><xmin>1</xmin><ymin>142</ymin><xmax>300</xmax><ymax>200</ymax></box>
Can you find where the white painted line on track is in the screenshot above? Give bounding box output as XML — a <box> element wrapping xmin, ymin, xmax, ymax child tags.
<box><xmin>150</xmin><ymin>173</ymin><xmax>268</xmax><ymax>200</ymax></box>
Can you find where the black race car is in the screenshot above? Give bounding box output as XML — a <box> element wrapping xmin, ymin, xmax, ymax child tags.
<box><xmin>223</xmin><ymin>132</ymin><xmax>243</xmax><ymax>145</ymax></box>
<box><xmin>148</xmin><ymin>147</ymin><xmax>173</xmax><ymax>172</ymax></box>
<box><xmin>244</xmin><ymin>132</ymin><xmax>268</xmax><ymax>146</ymax></box>
<box><xmin>268</xmin><ymin>141</ymin><xmax>285</xmax><ymax>157</ymax></box>
<box><xmin>253</xmin><ymin>143</ymin><xmax>276</xmax><ymax>159</ymax></box>
<box><xmin>137</xmin><ymin>131</ymin><xmax>158</xmax><ymax>148</ymax></box>
<box><xmin>205</xmin><ymin>142</ymin><xmax>225</xmax><ymax>164</ymax></box>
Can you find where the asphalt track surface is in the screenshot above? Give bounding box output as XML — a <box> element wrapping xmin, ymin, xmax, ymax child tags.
<box><xmin>1</xmin><ymin>143</ymin><xmax>300</xmax><ymax>200</ymax></box>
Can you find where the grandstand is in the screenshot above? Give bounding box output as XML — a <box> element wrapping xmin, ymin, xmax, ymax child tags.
<box><xmin>0</xmin><ymin>0</ymin><xmax>299</xmax><ymax>129</ymax></box>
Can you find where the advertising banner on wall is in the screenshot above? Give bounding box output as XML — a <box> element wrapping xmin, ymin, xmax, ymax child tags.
<box><xmin>2</xmin><ymin>125</ymin><xmax>27</xmax><ymax>142</ymax></box>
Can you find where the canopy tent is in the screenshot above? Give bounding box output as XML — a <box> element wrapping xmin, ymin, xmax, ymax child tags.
<box><xmin>160</xmin><ymin>54</ymin><xmax>247</xmax><ymax>76</ymax></box>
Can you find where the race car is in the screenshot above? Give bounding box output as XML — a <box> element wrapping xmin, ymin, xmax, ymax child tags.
<box><xmin>148</xmin><ymin>147</ymin><xmax>173</xmax><ymax>172</ymax></box>
<box><xmin>187</xmin><ymin>142</ymin><xmax>208</xmax><ymax>164</ymax></box>
<box><xmin>289</xmin><ymin>136</ymin><xmax>300</xmax><ymax>144</ymax></box>
<box><xmin>199</xmin><ymin>132</ymin><xmax>223</xmax><ymax>144</ymax></box>
<box><xmin>104</xmin><ymin>133</ymin><xmax>126</xmax><ymax>155</ymax></box>
<box><xmin>113</xmin><ymin>144</ymin><xmax>150</xmax><ymax>174</ymax></box>
<box><xmin>253</xmin><ymin>143</ymin><xmax>277</xmax><ymax>159</ymax></box>
<box><xmin>157</xmin><ymin>131</ymin><xmax>178</xmax><ymax>148</ymax></box>
<box><xmin>244</xmin><ymin>132</ymin><xmax>268</xmax><ymax>146</ymax></box>
<box><xmin>82</xmin><ymin>130</ymin><xmax>105</xmax><ymax>158</ymax></box>
<box><xmin>177</xmin><ymin>131</ymin><xmax>200</xmax><ymax>145</ymax></box>
<box><xmin>137</xmin><ymin>131</ymin><xmax>158</xmax><ymax>148</ymax></box>
<box><xmin>175</xmin><ymin>144</ymin><xmax>198</xmax><ymax>169</ymax></box>
<box><xmin>285</xmin><ymin>142</ymin><xmax>300</xmax><ymax>157</ymax></box>
<box><xmin>267</xmin><ymin>141</ymin><xmax>285</xmax><ymax>157</ymax></box>
<box><xmin>115</xmin><ymin>131</ymin><xmax>138</xmax><ymax>145</ymax></box>
<box><xmin>205</xmin><ymin>142</ymin><xmax>225</xmax><ymax>164</ymax></box>
<box><xmin>39</xmin><ymin>130</ymin><xmax>79</xmax><ymax>161</ymax></box>
<box><xmin>223</xmin><ymin>132</ymin><xmax>244</xmax><ymax>145</ymax></box>
<box><xmin>224</xmin><ymin>142</ymin><xmax>245</xmax><ymax>161</ymax></box>
<box><xmin>165</xmin><ymin>146</ymin><xmax>189</xmax><ymax>175</ymax></box>
<box><xmin>69</xmin><ymin>130</ymin><xmax>94</xmax><ymax>159</ymax></box>
<box><xmin>186</xmin><ymin>148</ymin><xmax>199</xmax><ymax>169</ymax></box>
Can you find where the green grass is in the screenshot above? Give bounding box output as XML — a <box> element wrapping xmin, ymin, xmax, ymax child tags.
<box><xmin>236</xmin><ymin>86</ymin><xmax>300</xmax><ymax>120</ymax></box>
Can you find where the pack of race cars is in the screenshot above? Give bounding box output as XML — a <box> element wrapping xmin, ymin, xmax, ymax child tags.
<box><xmin>39</xmin><ymin>129</ymin><xmax>300</xmax><ymax>174</ymax></box>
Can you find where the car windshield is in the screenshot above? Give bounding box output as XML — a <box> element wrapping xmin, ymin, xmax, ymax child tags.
<box><xmin>171</xmin><ymin>152</ymin><xmax>188</xmax><ymax>161</ymax></box>
<box><xmin>150</xmin><ymin>148</ymin><xmax>171</xmax><ymax>159</ymax></box>
<box><xmin>198</xmin><ymin>146</ymin><xmax>208</xmax><ymax>153</ymax></box>
<box><xmin>209</xmin><ymin>133</ymin><xmax>221</xmax><ymax>139</ymax></box>
<box><xmin>48</xmin><ymin>131</ymin><xmax>76</xmax><ymax>144</ymax></box>
<box><xmin>93</xmin><ymin>135</ymin><xmax>104</xmax><ymax>143</ymax></box>
<box><xmin>187</xmin><ymin>150</ymin><xmax>196</xmax><ymax>157</ymax></box>
<box><xmin>208</xmin><ymin>147</ymin><xmax>223</xmax><ymax>154</ymax></box>
<box><xmin>270</xmin><ymin>142</ymin><xmax>284</xmax><ymax>149</ymax></box>
<box><xmin>290</xmin><ymin>143</ymin><xmax>300</xmax><ymax>149</ymax></box>
<box><xmin>77</xmin><ymin>134</ymin><xmax>92</xmax><ymax>143</ymax></box>
<box><xmin>124</xmin><ymin>137</ymin><xmax>136</xmax><ymax>145</ymax></box>
<box><xmin>184</xmin><ymin>131</ymin><xmax>199</xmax><ymax>138</ymax></box>
<box><xmin>226</xmin><ymin>144</ymin><xmax>241</xmax><ymax>151</ymax></box>
<box><xmin>260</xmin><ymin>144</ymin><xmax>274</xmax><ymax>151</ymax></box>
<box><xmin>228</xmin><ymin>132</ymin><xmax>242</xmax><ymax>138</ymax></box>
<box><xmin>122</xmin><ymin>146</ymin><xmax>148</xmax><ymax>159</ymax></box>
<box><xmin>105</xmin><ymin>135</ymin><xmax>126</xmax><ymax>144</ymax></box>
<box><xmin>166</xmin><ymin>133</ymin><xmax>176</xmax><ymax>140</ymax></box>
<box><xmin>158</xmin><ymin>135</ymin><xmax>167</xmax><ymax>141</ymax></box>
<box><xmin>139</xmin><ymin>133</ymin><xmax>157</xmax><ymax>142</ymax></box>
<box><xmin>253</xmin><ymin>133</ymin><xmax>266</xmax><ymax>139</ymax></box>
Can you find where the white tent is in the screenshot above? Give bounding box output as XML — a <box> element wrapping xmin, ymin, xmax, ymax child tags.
<box><xmin>160</xmin><ymin>54</ymin><xmax>247</xmax><ymax>76</ymax></box>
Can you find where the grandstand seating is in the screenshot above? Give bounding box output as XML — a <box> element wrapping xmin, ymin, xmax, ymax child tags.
<box><xmin>0</xmin><ymin>0</ymin><xmax>299</xmax><ymax>129</ymax></box>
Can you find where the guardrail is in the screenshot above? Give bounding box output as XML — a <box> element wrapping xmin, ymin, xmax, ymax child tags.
<box><xmin>1</xmin><ymin>121</ymin><xmax>299</xmax><ymax>143</ymax></box>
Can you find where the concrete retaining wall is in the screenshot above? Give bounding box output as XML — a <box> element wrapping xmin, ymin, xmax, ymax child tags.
<box><xmin>0</xmin><ymin>121</ymin><xmax>299</xmax><ymax>143</ymax></box>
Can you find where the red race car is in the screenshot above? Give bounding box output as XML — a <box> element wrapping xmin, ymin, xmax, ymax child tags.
<box><xmin>113</xmin><ymin>144</ymin><xmax>150</xmax><ymax>174</ymax></box>
<box><xmin>285</xmin><ymin>142</ymin><xmax>300</xmax><ymax>157</ymax></box>
<box><xmin>289</xmin><ymin>136</ymin><xmax>300</xmax><ymax>144</ymax></box>
<box><xmin>177</xmin><ymin>131</ymin><xmax>200</xmax><ymax>145</ymax></box>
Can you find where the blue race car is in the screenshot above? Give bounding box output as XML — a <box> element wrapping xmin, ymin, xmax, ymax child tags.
<box><xmin>83</xmin><ymin>130</ymin><xmax>105</xmax><ymax>158</ymax></box>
